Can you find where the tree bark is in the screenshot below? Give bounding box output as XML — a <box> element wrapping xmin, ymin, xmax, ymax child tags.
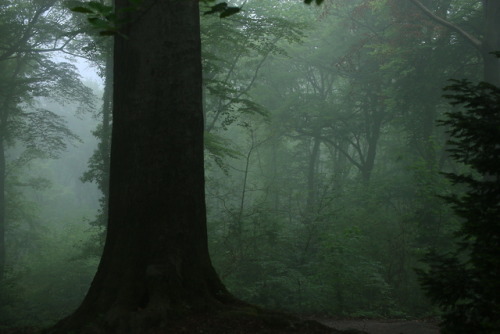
<box><xmin>361</xmin><ymin>114</ymin><xmax>381</xmax><ymax>186</ymax></box>
<box><xmin>0</xmin><ymin>61</ymin><xmax>19</xmax><ymax>282</ymax></box>
<box><xmin>99</xmin><ymin>42</ymin><xmax>113</xmax><ymax>226</ymax></box>
<box><xmin>305</xmin><ymin>134</ymin><xmax>321</xmax><ymax>217</ymax></box>
<box><xmin>360</xmin><ymin>93</ymin><xmax>384</xmax><ymax>185</ymax></box>
<box><xmin>48</xmin><ymin>0</ymin><xmax>235</xmax><ymax>332</ymax></box>
<box><xmin>0</xmin><ymin>135</ymin><xmax>5</xmax><ymax>282</ymax></box>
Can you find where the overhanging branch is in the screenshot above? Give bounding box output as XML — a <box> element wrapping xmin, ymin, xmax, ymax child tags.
<box><xmin>408</xmin><ymin>0</ymin><xmax>482</xmax><ymax>50</ymax></box>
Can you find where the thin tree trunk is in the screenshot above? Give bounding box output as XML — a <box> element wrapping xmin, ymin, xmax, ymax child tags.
<box><xmin>361</xmin><ymin>108</ymin><xmax>383</xmax><ymax>186</ymax></box>
<box><xmin>305</xmin><ymin>135</ymin><xmax>321</xmax><ymax>219</ymax></box>
<box><xmin>234</xmin><ymin>132</ymin><xmax>255</xmax><ymax>257</ymax></box>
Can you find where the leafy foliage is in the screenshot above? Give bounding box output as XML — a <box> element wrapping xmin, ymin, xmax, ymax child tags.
<box><xmin>203</xmin><ymin>2</ymin><xmax>240</xmax><ymax>18</ymax></box>
<box><xmin>303</xmin><ymin>0</ymin><xmax>324</xmax><ymax>5</ymax></box>
<box><xmin>418</xmin><ymin>79</ymin><xmax>500</xmax><ymax>333</ymax></box>
<box><xmin>205</xmin><ymin>0</ymin><xmax>480</xmax><ymax>319</ymax></box>
<box><xmin>69</xmin><ymin>0</ymin><xmax>138</xmax><ymax>36</ymax></box>
<box><xmin>0</xmin><ymin>222</ymin><xmax>98</xmax><ymax>327</ymax></box>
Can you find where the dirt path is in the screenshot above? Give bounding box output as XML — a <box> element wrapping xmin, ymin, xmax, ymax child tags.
<box><xmin>318</xmin><ymin>319</ymin><xmax>440</xmax><ymax>334</ymax></box>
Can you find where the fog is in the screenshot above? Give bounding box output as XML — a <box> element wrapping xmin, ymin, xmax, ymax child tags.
<box><xmin>0</xmin><ymin>0</ymin><xmax>498</xmax><ymax>332</ymax></box>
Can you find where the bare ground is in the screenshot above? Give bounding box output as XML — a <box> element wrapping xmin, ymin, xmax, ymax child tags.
<box><xmin>0</xmin><ymin>317</ymin><xmax>441</xmax><ymax>334</ymax></box>
<box><xmin>319</xmin><ymin>318</ymin><xmax>440</xmax><ymax>334</ymax></box>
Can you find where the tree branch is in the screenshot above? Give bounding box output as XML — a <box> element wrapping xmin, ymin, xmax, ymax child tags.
<box><xmin>0</xmin><ymin>1</ymin><xmax>57</xmax><ymax>61</ymax></box>
<box><xmin>320</xmin><ymin>136</ymin><xmax>363</xmax><ymax>170</ymax></box>
<box><xmin>408</xmin><ymin>0</ymin><xmax>482</xmax><ymax>50</ymax></box>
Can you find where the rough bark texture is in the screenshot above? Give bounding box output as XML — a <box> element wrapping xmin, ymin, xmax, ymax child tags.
<box><xmin>0</xmin><ymin>67</ymin><xmax>12</xmax><ymax>282</ymax></box>
<box><xmin>99</xmin><ymin>42</ymin><xmax>113</xmax><ymax>225</ymax></box>
<box><xmin>47</xmin><ymin>0</ymin><xmax>235</xmax><ymax>332</ymax></box>
<box><xmin>0</xmin><ymin>135</ymin><xmax>5</xmax><ymax>282</ymax></box>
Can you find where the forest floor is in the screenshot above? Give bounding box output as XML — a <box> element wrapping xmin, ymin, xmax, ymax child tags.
<box><xmin>317</xmin><ymin>318</ymin><xmax>440</xmax><ymax>334</ymax></box>
<box><xmin>0</xmin><ymin>316</ymin><xmax>441</xmax><ymax>334</ymax></box>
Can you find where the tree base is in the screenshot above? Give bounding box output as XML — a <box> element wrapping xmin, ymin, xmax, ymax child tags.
<box><xmin>38</xmin><ymin>303</ymin><xmax>350</xmax><ymax>334</ymax></box>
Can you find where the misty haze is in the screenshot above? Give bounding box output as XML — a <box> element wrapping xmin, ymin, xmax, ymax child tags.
<box><xmin>0</xmin><ymin>1</ymin><xmax>498</xmax><ymax>333</ymax></box>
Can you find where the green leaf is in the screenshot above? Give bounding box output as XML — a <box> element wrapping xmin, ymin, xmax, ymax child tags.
<box><xmin>99</xmin><ymin>30</ymin><xmax>116</xmax><ymax>36</ymax></box>
<box><xmin>220</xmin><ymin>7</ymin><xmax>240</xmax><ymax>18</ymax></box>
<box><xmin>87</xmin><ymin>17</ymin><xmax>109</xmax><ymax>29</ymax></box>
<box><xmin>303</xmin><ymin>0</ymin><xmax>324</xmax><ymax>5</ymax></box>
<box><xmin>105</xmin><ymin>13</ymin><xmax>116</xmax><ymax>21</ymax></box>
<box><xmin>204</xmin><ymin>2</ymin><xmax>227</xmax><ymax>15</ymax></box>
<box><xmin>87</xmin><ymin>1</ymin><xmax>110</xmax><ymax>12</ymax></box>
<box><xmin>71</xmin><ymin>6</ymin><xmax>94</xmax><ymax>14</ymax></box>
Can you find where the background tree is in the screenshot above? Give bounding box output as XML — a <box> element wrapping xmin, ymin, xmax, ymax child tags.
<box><xmin>0</xmin><ymin>0</ymin><xmax>93</xmax><ymax>280</ymax></box>
<box><xmin>407</xmin><ymin>0</ymin><xmax>500</xmax><ymax>85</ymax></box>
<box><xmin>418</xmin><ymin>79</ymin><xmax>500</xmax><ymax>333</ymax></box>
<box><xmin>79</xmin><ymin>38</ymin><xmax>113</xmax><ymax>256</ymax></box>
<box><xmin>206</xmin><ymin>0</ymin><xmax>478</xmax><ymax>316</ymax></box>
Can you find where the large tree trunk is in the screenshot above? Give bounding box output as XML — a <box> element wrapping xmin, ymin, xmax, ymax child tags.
<box><xmin>0</xmin><ymin>135</ymin><xmax>5</xmax><ymax>282</ymax></box>
<box><xmin>99</xmin><ymin>42</ymin><xmax>113</xmax><ymax>226</ymax></box>
<box><xmin>0</xmin><ymin>70</ymin><xmax>13</xmax><ymax>282</ymax></box>
<box><xmin>48</xmin><ymin>0</ymin><xmax>235</xmax><ymax>332</ymax></box>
